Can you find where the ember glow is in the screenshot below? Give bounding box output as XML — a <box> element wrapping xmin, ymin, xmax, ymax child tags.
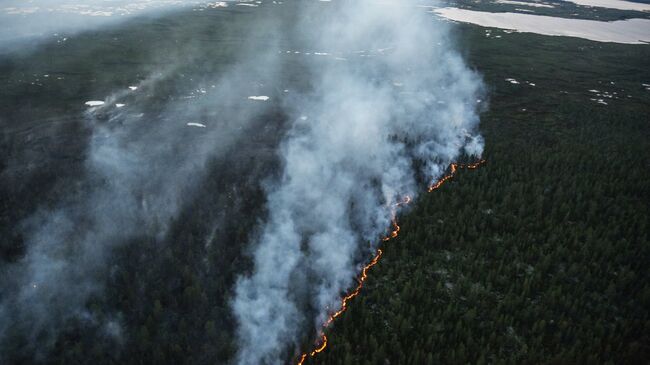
<box><xmin>296</xmin><ymin>160</ymin><xmax>486</xmax><ymax>364</ymax></box>
<box><xmin>429</xmin><ymin>160</ymin><xmax>487</xmax><ymax>192</ymax></box>
<box><xmin>297</xmin><ymin>249</ymin><xmax>383</xmax><ymax>365</ymax></box>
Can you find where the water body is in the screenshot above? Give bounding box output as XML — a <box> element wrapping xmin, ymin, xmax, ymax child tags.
<box><xmin>435</xmin><ymin>7</ymin><xmax>650</xmax><ymax>44</ymax></box>
<box><xmin>563</xmin><ymin>0</ymin><xmax>650</xmax><ymax>11</ymax></box>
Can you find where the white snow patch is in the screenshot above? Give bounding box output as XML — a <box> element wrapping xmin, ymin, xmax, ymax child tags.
<box><xmin>434</xmin><ymin>8</ymin><xmax>650</xmax><ymax>44</ymax></box>
<box><xmin>496</xmin><ymin>0</ymin><xmax>555</xmax><ymax>8</ymax></box>
<box><xmin>590</xmin><ymin>98</ymin><xmax>609</xmax><ymax>105</ymax></box>
<box><xmin>85</xmin><ymin>100</ymin><xmax>105</xmax><ymax>107</ymax></box>
<box><xmin>207</xmin><ymin>2</ymin><xmax>229</xmax><ymax>8</ymax></box>
<box><xmin>563</xmin><ymin>0</ymin><xmax>650</xmax><ymax>11</ymax></box>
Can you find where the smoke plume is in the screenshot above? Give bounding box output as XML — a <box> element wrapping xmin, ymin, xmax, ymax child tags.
<box><xmin>0</xmin><ymin>9</ymin><xmax>284</xmax><ymax>358</ymax></box>
<box><xmin>232</xmin><ymin>1</ymin><xmax>484</xmax><ymax>364</ymax></box>
<box><xmin>0</xmin><ymin>0</ymin><xmax>483</xmax><ymax>362</ymax></box>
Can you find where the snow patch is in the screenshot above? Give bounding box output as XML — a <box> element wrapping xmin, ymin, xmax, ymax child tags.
<box><xmin>85</xmin><ymin>100</ymin><xmax>105</xmax><ymax>107</ymax></box>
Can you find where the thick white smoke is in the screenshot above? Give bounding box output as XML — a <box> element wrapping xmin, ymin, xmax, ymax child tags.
<box><xmin>232</xmin><ymin>1</ymin><xmax>484</xmax><ymax>364</ymax></box>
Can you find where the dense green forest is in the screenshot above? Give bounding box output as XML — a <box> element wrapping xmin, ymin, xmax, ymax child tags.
<box><xmin>304</xmin><ymin>29</ymin><xmax>650</xmax><ymax>365</ymax></box>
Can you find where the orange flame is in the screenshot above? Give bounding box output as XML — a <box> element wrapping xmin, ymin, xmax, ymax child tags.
<box><xmin>296</xmin><ymin>160</ymin><xmax>485</xmax><ymax>364</ymax></box>
<box><xmin>428</xmin><ymin>160</ymin><xmax>486</xmax><ymax>192</ymax></box>
<box><xmin>298</xmin><ymin>354</ymin><xmax>307</xmax><ymax>365</ymax></box>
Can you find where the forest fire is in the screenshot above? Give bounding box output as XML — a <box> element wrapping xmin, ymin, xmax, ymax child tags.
<box><xmin>428</xmin><ymin>160</ymin><xmax>486</xmax><ymax>192</ymax></box>
<box><xmin>310</xmin><ymin>335</ymin><xmax>327</xmax><ymax>356</ymax></box>
<box><xmin>296</xmin><ymin>160</ymin><xmax>485</xmax><ymax>364</ymax></box>
<box><xmin>383</xmin><ymin>219</ymin><xmax>400</xmax><ymax>241</ymax></box>
<box><xmin>297</xmin><ymin>249</ymin><xmax>384</xmax><ymax>365</ymax></box>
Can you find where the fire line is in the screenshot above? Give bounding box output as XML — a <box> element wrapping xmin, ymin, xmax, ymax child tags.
<box><xmin>296</xmin><ymin>159</ymin><xmax>486</xmax><ymax>364</ymax></box>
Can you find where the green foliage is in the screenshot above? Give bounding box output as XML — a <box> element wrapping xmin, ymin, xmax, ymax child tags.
<box><xmin>304</xmin><ymin>26</ymin><xmax>650</xmax><ymax>365</ymax></box>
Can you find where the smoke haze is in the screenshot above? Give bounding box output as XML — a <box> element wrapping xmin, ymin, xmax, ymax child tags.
<box><xmin>0</xmin><ymin>5</ymin><xmax>286</xmax><ymax>358</ymax></box>
<box><xmin>0</xmin><ymin>0</ymin><xmax>222</xmax><ymax>54</ymax></box>
<box><xmin>232</xmin><ymin>1</ymin><xmax>484</xmax><ymax>364</ymax></box>
<box><xmin>0</xmin><ymin>0</ymin><xmax>483</xmax><ymax>363</ymax></box>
